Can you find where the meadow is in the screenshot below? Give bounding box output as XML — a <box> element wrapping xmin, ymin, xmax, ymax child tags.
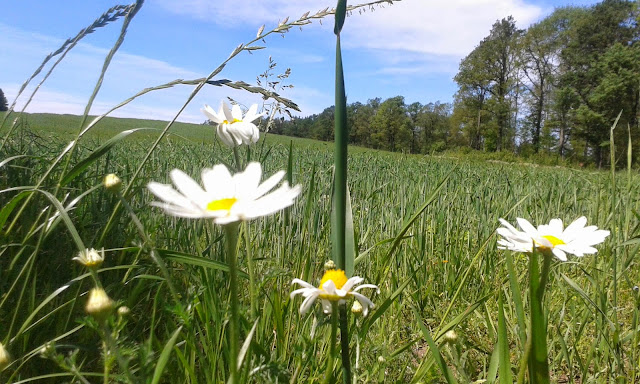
<box><xmin>1</xmin><ymin>1</ymin><xmax>640</xmax><ymax>383</ymax></box>
<box><xmin>1</xmin><ymin>110</ymin><xmax>639</xmax><ymax>383</ymax></box>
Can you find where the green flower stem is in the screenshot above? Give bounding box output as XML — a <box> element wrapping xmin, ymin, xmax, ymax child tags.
<box><xmin>243</xmin><ymin>222</ymin><xmax>257</xmax><ymax>319</ymax></box>
<box><xmin>224</xmin><ymin>222</ymin><xmax>241</xmax><ymax>384</ymax></box>
<box><xmin>339</xmin><ymin>304</ymin><xmax>352</xmax><ymax>384</ymax></box>
<box><xmin>116</xmin><ymin>192</ymin><xmax>179</xmax><ymax>303</ymax></box>
<box><xmin>101</xmin><ymin>323</ymin><xmax>136</xmax><ymax>384</ymax></box>
<box><xmin>103</xmin><ymin>339</ymin><xmax>109</xmax><ymax>384</ymax></box>
<box><xmin>528</xmin><ymin>250</ymin><xmax>552</xmax><ymax>384</ymax></box>
<box><xmin>233</xmin><ymin>146</ymin><xmax>243</xmax><ymax>172</ymax></box>
<box><xmin>324</xmin><ymin>302</ymin><xmax>339</xmax><ymax>384</ymax></box>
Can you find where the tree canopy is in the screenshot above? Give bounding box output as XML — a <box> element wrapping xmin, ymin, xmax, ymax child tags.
<box><xmin>258</xmin><ymin>0</ymin><xmax>640</xmax><ymax>166</ymax></box>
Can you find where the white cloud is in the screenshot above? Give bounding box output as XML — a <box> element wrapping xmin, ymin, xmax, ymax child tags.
<box><xmin>155</xmin><ymin>0</ymin><xmax>544</xmax><ymax>96</ymax></box>
<box><xmin>155</xmin><ymin>0</ymin><xmax>336</xmax><ymax>28</ymax></box>
<box><xmin>156</xmin><ymin>0</ymin><xmax>543</xmax><ymax>57</ymax></box>
<box><xmin>0</xmin><ymin>23</ymin><xmax>258</xmax><ymax>123</ymax></box>
<box><xmin>343</xmin><ymin>0</ymin><xmax>543</xmax><ymax>56</ymax></box>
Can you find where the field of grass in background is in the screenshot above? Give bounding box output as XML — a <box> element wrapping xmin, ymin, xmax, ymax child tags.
<box><xmin>1</xmin><ymin>111</ymin><xmax>639</xmax><ymax>382</ymax></box>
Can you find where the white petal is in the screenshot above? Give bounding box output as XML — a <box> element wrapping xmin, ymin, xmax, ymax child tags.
<box><xmin>353</xmin><ymin>283</ymin><xmax>379</xmax><ymax>293</ymax></box>
<box><xmin>202</xmin><ymin>104</ymin><xmax>223</xmax><ymax>124</ymax></box>
<box><xmin>291</xmin><ymin>278</ymin><xmax>315</xmax><ymax>290</ymax></box>
<box><xmin>341</xmin><ymin>276</ymin><xmax>363</xmax><ymax>292</ymax></box>
<box><xmin>300</xmin><ymin>291</ymin><xmax>321</xmax><ymax>314</ymax></box>
<box><xmin>235</xmin><ymin>162</ymin><xmax>262</xmax><ymax>198</ymax></box>
<box><xmin>231</xmin><ymin>104</ymin><xmax>243</xmax><ymax>121</ymax></box>
<box><xmin>548</xmin><ymin>218</ymin><xmax>564</xmax><ymax>234</ymax></box>
<box><xmin>253</xmin><ymin>170</ymin><xmax>285</xmax><ymax>199</ymax></box>
<box><xmin>222</xmin><ymin>101</ymin><xmax>233</xmax><ymax>121</ymax></box>
<box><xmin>201</xmin><ymin>164</ymin><xmax>233</xmax><ymax>196</ymax></box>
<box><xmin>321</xmin><ymin>299</ymin><xmax>333</xmax><ymax>314</ymax></box>
<box><xmin>516</xmin><ymin>218</ymin><xmax>538</xmax><ymax>236</ymax></box>
<box><xmin>214</xmin><ymin>215</ymin><xmax>241</xmax><ymax>225</ymax></box>
<box><xmin>552</xmin><ymin>248</ymin><xmax>567</xmax><ymax>261</ymax></box>
<box><xmin>244</xmin><ymin>104</ymin><xmax>265</xmax><ymax>123</ymax></box>
<box><xmin>321</xmin><ymin>280</ymin><xmax>338</xmax><ymax>295</ymax></box>
<box><xmin>147</xmin><ymin>182</ymin><xmax>193</xmax><ymax>209</ymax></box>
<box><xmin>217</xmin><ymin>124</ymin><xmax>236</xmax><ymax>147</ymax></box>
<box><xmin>170</xmin><ymin>169</ymin><xmax>208</xmax><ymax>205</ymax></box>
<box><xmin>563</xmin><ymin>216</ymin><xmax>587</xmax><ymax>235</ymax></box>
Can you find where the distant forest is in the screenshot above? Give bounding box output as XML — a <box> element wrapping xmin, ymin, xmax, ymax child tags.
<box><xmin>226</xmin><ymin>1</ymin><xmax>640</xmax><ymax>166</ymax></box>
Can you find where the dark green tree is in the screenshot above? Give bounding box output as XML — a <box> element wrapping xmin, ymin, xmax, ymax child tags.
<box><xmin>558</xmin><ymin>0</ymin><xmax>639</xmax><ymax>165</ymax></box>
<box><xmin>454</xmin><ymin>16</ymin><xmax>522</xmax><ymax>151</ymax></box>
<box><xmin>370</xmin><ymin>96</ymin><xmax>411</xmax><ymax>152</ymax></box>
<box><xmin>0</xmin><ymin>88</ymin><xmax>8</xmax><ymax>112</ymax></box>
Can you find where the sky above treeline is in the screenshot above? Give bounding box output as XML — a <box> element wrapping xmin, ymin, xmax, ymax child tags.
<box><xmin>1</xmin><ymin>0</ymin><xmax>602</xmax><ymax>123</ymax></box>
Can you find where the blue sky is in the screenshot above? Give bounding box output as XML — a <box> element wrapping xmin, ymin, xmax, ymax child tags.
<box><xmin>1</xmin><ymin>0</ymin><xmax>601</xmax><ymax>123</ymax></box>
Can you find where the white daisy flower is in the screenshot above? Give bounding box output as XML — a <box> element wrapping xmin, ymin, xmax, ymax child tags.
<box><xmin>202</xmin><ymin>102</ymin><xmax>264</xmax><ymax>147</ymax></box>
<box><xmin>497</xmin><ymin>216</ymin><xmax>610</xmax><ymax>261</ymax></box>
<box><xmin>147</xmin><ymin>162</ymin><xmax>301</xmax><ymax>225</ymax></box>
<box><xmin>73</xmin><ymin>248</ymin><xmax>104</xmax><ymax>268</ymax></box>
<box><xmin>290</xmin><ymin>269</ymin><xmax>379</xmax><ymax>316</ymax></box>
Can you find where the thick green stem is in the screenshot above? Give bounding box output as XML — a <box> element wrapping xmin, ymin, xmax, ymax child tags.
<box><xmin>243</xmin><ymin>222</ymin><xmax>257</xmax><ymax>318</ymax></box>
<box><xmin>324</xmin><ymin>302</ymin><xmax>339</xmax><ymax>384</ymax></box>
<box><xmin>339</xmin><ymin>304</ymin><xmax>352</xmax><ymax>384</ymax></box>
<box><xmin>224</xmin><ymin>223</ymin><xmax>241</xmax><ymax>384</ymax></box>
<box><xmin>233</xmin><ymin>146</ymin><xmax>243</xmax><ymax>172</ymax></box>
<box><xmin>528</xmin><ymin>251</ymin><xmax>551</xmax><ymax>384</ymax></box>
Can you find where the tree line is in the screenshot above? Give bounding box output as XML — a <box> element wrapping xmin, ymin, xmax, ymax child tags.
<box><xmin>453</xmin><ymin>0</ymin><xmax>639</xmax><ymax>166</ymax></box>
<box><xmin>225</xmin><ymin>0</ymin><xmax>639</xmax><ymax>166</ymax></box>
<box><xmin>267</xmin><ymin>97</ymin><xmax>456</xmax><ymax>154</ymax></box>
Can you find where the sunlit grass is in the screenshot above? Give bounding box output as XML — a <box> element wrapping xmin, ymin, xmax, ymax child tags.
<box><xmin>1</xmin><ymin>0</ymin><xmax>639</xmax><ymax>381</ymax></box>
<box><xmin>2</xmin><ymin>117</ymin><xmax>639</xmax><ymax>381</ymax></box>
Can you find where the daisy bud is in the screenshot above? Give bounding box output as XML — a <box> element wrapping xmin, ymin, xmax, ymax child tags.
<box><xmin>377</xmin><ymin>355</ymin><xmax>386</xmax><ymax>364</ymax></box>
<box><xmin>103</xmin><ymin>174</ymin><xmax>122</xmax><ymax>193</ymax></box>
<box><xmin>324</xmin><ymin>259</ymin><xmax>336</xmax><ymax>271</ymax></box>
<box><xmin>39</xmin><ymin>342</ymin><xmax>55</xmax><ymax>358</ymax></box>
<box><xmin>351</xmin><ymin>300</ymin><xmax>363</xmax><ymax>315</ymax></box>
<box><xmin>444</xmin><ymin>330</ymin><xmax>458</xmax><ymax>344</ymax></box>
<box><xmin>0</xmin><ymin>342</ymin><xmax>10</xmax><ymax>371</ymax></box>
<box><xmin>117</xmin><ymin>306</ymin><xmax>131</xmax><ymax>317</ymax></box>
<box><xmin>85</xmin><ymin>288</ymin><xmax>115</xmax><ymax>321</ymax></box>
<box><xmin>73</xmin><ymin>248</ymin><xmax>104</xmax><ymax>268</ymax></box>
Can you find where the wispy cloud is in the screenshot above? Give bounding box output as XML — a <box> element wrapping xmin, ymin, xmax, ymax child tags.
<box><xmin>0</xmin><ymin>23</ymin><xmax>271</xmax><ymax>123</ymax></box>
<box><xmin>155</xmin><ymin>0</ymin><xmax>334</xmax><ymax>28</ymax></box>
<box><xmin>343</xmin><ymin>0</ymin><xmax>543</xmax><ymax>56</ymax></box>
<box><xmin>155</xmin><ymin>0</ymin><xmax>544</xmax><ymax>100</ymax></box>
<box><xmin>154</xmin><ymin>1</ymin><xmax>544</xmax><ymax>56</ymax></box>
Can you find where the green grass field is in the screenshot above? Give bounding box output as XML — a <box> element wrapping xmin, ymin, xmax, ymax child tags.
<box><xmin>1</xmin><ymin>111</ymin><xmax>639</xmax><ymax>383</ymax></box>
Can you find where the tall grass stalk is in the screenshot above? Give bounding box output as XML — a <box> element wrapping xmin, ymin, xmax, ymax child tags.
<box><xmin>224</xmin><ymin>222</ymin><xmax>241</xmax><ymax>384</ymax></box>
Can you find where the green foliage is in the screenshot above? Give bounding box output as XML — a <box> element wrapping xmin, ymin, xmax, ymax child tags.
<box><xmin>454</xmin><ymin>16</ymin><xmax>522</xmax><ymax>152</ymax></box>
<box><xmin>278</xmin><ymin>97</ymin><xmax>454</xmax><ymax>155</ymax></box>
<box><xmin>0</xmin><ymin>88</ymin><xmax>8</xmax><ymax>112</ymax></box>
<box><xmin>449</xmin><ymin>0</ymin><xmax>640</xmax><ymax>167</ymax></box>
<box><xmin>2</xmin><ymin>118</ymin><xmax>640</xmax><ymax>382</ymax></box>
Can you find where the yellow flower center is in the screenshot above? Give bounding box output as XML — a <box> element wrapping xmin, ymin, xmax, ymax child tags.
<box><xmin>223</xmin><ymin>118</ymin><xmax>243</xmax><ymax>124</ymax></box>
<box><xmin>541</xmin><ymin>235</ymin><xmax>565</xmax><ymax>247</ymax></box>
<box><xmin>319</xmin><ymin>269</ymin><xmax>348</xmax><ymax>290</ymax></box>
<box><xmin>206</xmin><ymin>198</ymin><xmax>237</xmax><ymax>212</ymax></box>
